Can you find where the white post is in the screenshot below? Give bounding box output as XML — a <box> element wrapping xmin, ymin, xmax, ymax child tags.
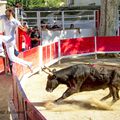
<box><xmin>94</xmin><ymin>10</ymin><xmax>96</xmax><ymax>30</ymax></box>
<box><xmin>37</xmin><ymin>11</ymin><xmax>41</xmax><ymax>29</ymax></box>
<box><xmin>93</xmin><ymin>10</ymin><xmax>98</xmax><ymax>59</ymax></box>
<box><xmin>39</xmin><ymin>46</ymin><xmax>43</xmax><ymax>72</ymax></box>
<box><xmin>15</xmin><ymin>8</ymin><xmax>18</xmax><ymax>19</ymax></box>
<box><xmin>94</xmin><ymin>36</ymin><xmax>98</xmax><ymax>59</ymax></box>
<box><xmin>58</xmin><ymin>38</ymin><xmax>61</xmax><ymax>64</ymax></box>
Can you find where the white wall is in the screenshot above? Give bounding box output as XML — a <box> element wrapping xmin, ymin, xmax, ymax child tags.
<box><xmin>42</xmin><ymin>28</ymin><xmax>94</xmax><ymax>45</ymax></box>
<box><xmin>74</xmin><ymin>0</ymin><xmax>101</xmax><ymax>6</ymax></box>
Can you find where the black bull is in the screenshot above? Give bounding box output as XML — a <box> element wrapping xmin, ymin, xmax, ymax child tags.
<box><xmin>42</xmin><ymin>64</ymin><xmax>120</xmax><ymax>103</ymax></box>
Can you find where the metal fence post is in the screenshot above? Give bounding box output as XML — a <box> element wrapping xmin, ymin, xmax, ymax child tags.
<box><xmin>62</xmin><ymin>11</ymin><xmax>65</xmax><ymax>39</ymax></box>
<box><xmin>37</xmin><ymin>11</ymin><xmax>41</xmax><ymax>30</ymax></box>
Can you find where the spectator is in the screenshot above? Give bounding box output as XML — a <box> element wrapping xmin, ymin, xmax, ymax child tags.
<box><xmin>70</xmin><ymin>24</ymin><xmax>74</xmax><ymax>29</ymax></box>
<box><xmin>30</xmin><ymin>26</ymin><xmax>40</xmax><ymax>48</ymax></box>
<box><xmin>0</xmin><ymin>7</ymin><xmax>33</xmax><ymax>72</ymax></box>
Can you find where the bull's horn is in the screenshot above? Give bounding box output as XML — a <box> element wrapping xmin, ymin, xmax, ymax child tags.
<box><xmin>44</xmin><ymin>65</ymin><xmax>53</xmax><ymax>72</ymax></box>
<box><xmin>41</xmin><ymin>67</ymin><xmax>53</xmax><ymax>75</ymax></box>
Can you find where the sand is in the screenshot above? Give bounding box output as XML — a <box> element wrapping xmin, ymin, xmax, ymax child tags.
<box><xmin>21</xmin><ymin>58</ymin><xmax>120</xmax><ymax>120</ymax></box>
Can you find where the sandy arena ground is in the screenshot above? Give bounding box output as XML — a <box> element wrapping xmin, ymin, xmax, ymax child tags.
<box><xmin>22</xmin><ymin>57</ymin><xmax>120</xmax><ymax>120</ymax></box>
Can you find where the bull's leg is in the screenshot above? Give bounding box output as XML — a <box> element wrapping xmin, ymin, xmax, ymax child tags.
<box><xmin>110</xmin><ymin>71</ymin><xmax>120</xmax><ymax>102</ymax></box>
<box><xmin>111</xmin><ymin>86</ymin><xmax>119</xmax><ymax>102</ymax></box>
<box><xmin>116</xmin><ymin>88</ymin><xmax>119</xmax><ymax>99</ymax></box>
<box><xmin>54</xmin><ymin>88</ymin><xmax>78</xmax><ymax>103</ymax></box>
<box><xmin>101</xmin><ymin>87</ymin><xmax>112</xmax><ymax>101</ymax></box>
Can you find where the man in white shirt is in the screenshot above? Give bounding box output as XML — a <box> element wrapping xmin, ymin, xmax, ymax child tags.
<box><xmin>0</xmin><ymin>7</ymin><xmax>32</xmax><ymax>72</ymax></box>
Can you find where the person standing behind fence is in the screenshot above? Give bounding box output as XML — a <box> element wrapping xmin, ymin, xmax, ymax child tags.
<box><xmin>30</xmin><ymin>26</ymin><xmax>40</xmax><ymax>48</ymax></box>
<box><xmin>0</xmin><ymin>7</ymin><xmax>33</xmax><ymax>72</ymax></box>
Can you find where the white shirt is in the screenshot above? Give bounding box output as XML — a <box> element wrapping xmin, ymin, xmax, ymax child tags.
<box><xmin>0</xmin><ymin>15</ymin><xmax>21</xmax><ymax>37</ymax></box>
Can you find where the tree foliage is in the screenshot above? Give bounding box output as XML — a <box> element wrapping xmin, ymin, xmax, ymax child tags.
<box><xmin>7</xmin><ymin>0</ymin><xmax>66</xmax><ymax>8</ymax></box>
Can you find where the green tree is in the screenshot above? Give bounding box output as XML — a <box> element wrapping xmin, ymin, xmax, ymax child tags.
<box><xmin>44</xmin><ymin>0</ymin><xmax>65</xmax><ymax>7</ymax></box>
<box><xmin>7</xmin><ymin>0</ymin><xmax>16</xmax><ymax>7</ymax></box>
<box><xmin>7</xmin><ymin>0</ymin><xmax>65</xmax><ymax>8</ymax></box>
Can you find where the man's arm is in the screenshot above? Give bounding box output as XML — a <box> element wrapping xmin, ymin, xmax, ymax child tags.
<box><xmin>18</xmin><ymin>25</ymin><xmax>27</xmax><ymax>32</ymax></box>
<box><xmin>15</xmin><ymin>19</ymin><xmax>27</xmax><ymax>32</ymax></box>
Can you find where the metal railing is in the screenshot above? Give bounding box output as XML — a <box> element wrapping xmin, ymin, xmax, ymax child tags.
<box><xmin>16</xmin><ymin>9</ymin><xmax>97</xmax><ymax>30</ymax></box>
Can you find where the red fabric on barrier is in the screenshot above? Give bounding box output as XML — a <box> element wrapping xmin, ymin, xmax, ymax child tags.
<box><xmin>18</xmin><ymin>28</ymin><xmax>23</xmax><ymax>52</ymax></box>
<box><xmin>60</xmin><ymin>37</ymin><xmax>95</xmax><ymax>56</ymax></box>
<box><xmin>97</xmin><ymin>36</ymin><xmax>120</xmax><ymax>52</ymax></box>
<box><xmin>18</xmin><ymin>28</ymin><xmax>31</xmax><ymax>52</ymax></box>
<box><xmin>22</xmin><ymin>31</ymin><xmax>31</xmax><ymax>50</ymax></box>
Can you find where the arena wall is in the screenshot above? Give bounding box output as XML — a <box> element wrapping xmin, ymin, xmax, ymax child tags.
<box><xmin>3</xmin><ymin>35</ymin><xmax>120</xmax><ymax>120</ymax></box>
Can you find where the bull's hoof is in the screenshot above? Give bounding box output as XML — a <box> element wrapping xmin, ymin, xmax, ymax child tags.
<box><xmin>112</xmin><ymin>98</ymin><xmax>119</xmax><ymax>103</ymax></box>
<box><xmin>54</xmin><ymin>99</ymin><xmax>63</xmax><ymax>104</ymax></box>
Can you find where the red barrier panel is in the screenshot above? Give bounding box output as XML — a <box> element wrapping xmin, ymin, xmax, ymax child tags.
<box><xmin>0</xmin><ymin>58</ymin><xmax>4</xmax><ymax>72</ymax></box>
<box><xmin>60</xmin><ymin>37</ymin><xmax>95</xmax><ymax>56</ymax></box>
<box><xmin>0</xmin><ymin>32</ymin><xmax>5</xmax><ymax>72</ymax></box>
<box><xmin>12</xmin><ymin>75</ymin><xmax>19</xmax><ymax>113</ymax></box>
<box><xmin>25</xmin><ymin>100</ymin><xmax>46</xmax><ymax>120</ymax></box>
<box><xmin>12</xmin><ymin>75</ymin><xmax>27</xmax><ymax>119</ymax></box>
<box><xmin>42</xmin><ymin>42</ymin><xmax>58</xmax><ymax>64</ymax></box>
<box><xmin>12</xmin><ymin>73</ymin><xmax>46</xmax><ymax>120</ymax></box>
<box><xmin>97</xmin><ymin>36</ymin><xmax>120</xmax><ymax>52</ymax></box>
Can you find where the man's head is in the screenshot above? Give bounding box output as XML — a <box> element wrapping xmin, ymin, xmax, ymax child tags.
<box><xmin>5</xmin><ymin>8</ymin><xmax>15</xmax><ymax>18</ymax></box>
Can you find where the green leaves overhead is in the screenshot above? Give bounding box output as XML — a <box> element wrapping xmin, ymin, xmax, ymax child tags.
<box><xmin>7</xmin><ymin>0</ymin><xmax>66</xmax><ymax>9</ymax></box>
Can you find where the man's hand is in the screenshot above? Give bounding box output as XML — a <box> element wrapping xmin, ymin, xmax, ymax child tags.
<box><xmin>18</xmin><ymin>25</ymin><xmax>27</xmax><ymax>32</ymax></box>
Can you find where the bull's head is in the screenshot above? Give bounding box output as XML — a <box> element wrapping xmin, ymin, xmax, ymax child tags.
<box><xmin>42</xmin><ymin>66</ymin><xmax>59</xmax><ymax>92</ymax></box>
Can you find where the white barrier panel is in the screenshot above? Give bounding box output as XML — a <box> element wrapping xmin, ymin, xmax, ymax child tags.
<box><xmin>42</xmin><ymin>29</ymin><xmax>94</xmax><ymax>45</ymax></box>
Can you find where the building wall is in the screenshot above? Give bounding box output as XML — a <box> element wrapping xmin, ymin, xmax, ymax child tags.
<box><xmin>0</xmin><ymin>1</ymin><xmax>7</xmax><ymax>33</ymax></box>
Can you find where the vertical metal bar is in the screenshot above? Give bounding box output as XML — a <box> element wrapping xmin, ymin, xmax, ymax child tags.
<box><xmin>94</xmin><ymin>36</ymin><xmax>98</xmax><ymax>59</ymax></box>
<box><xmin>39</xmin><ymin>12</ymin><xmax>42</xmax><ymax>45</ymax></box>
<box><xmin>93</xmin><ymin>10</ymin><xmax>96</xmax><ymax>30</ymax></box>
<box><xmin>58</xmin><ymin>38</ymin><xmax>61</xmax><ymax>64</ymax></box>
<box><xmin>62</xmin><ymin>11</ymin><xmax>65</xmax><ymax>39</ymax></box>
<box><xmin>37</xmin><ymin>11</ymin><xmax>41</xmax><ymax>29</ymax></box>
<box><xmin>15</xmin><ymin>8</ymin><xmax>18</xmax><ymax>19</ymax></box>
